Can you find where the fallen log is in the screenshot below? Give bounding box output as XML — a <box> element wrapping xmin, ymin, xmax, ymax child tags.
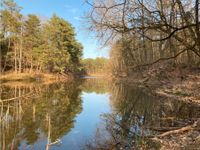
<box><xmin>155</xmin><ymin>119</ymin><xmax>200</xmax><ymax>138</ymax></box>
<box><xmin>149</xmin><ymin>127</ymin><xmax>181</xmax><ymax>132</ymax></box>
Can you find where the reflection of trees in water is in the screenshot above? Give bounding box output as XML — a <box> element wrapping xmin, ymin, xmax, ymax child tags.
<box><xmin>80</xmin><ymin>78</ymin><xmax>110</xmax><ymax>94</ymax></box>
<box><xmin>0</xmin><ymin>78</ymin><xmax>111</xmax><ymax>149</ymax></box>
<box><xmin>86</xmin><ymin>82</ymin><xmax>200</xmax><ymax>149</ymax></box>
<box><xmin>0</xmin><ymin>81</ymin><xmax>82</xmax><ymax>149</ymax></box>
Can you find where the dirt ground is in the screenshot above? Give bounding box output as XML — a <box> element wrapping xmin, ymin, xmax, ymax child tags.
<box><xmin>123</xmin><ymin>64</ymin><xmax>200</xmax><ymax>105</ymax></box>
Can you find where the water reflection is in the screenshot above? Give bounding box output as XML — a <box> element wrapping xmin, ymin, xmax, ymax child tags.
<box><xmin>86</xmin><ymin>82</ymin><xmax>200</xmax><ymax>149</ymax></box>
<box><xmin>0</xmin><ymin>78</ymin><xmax>111</xmax><ymax>150</ymax></box>
<box><xmin>0</xmin><ymin>81</ymin><xmax>83</xmax><ymax>149</ymax></box>
<box><xmin>0</xmin><ymin>79</ymin><xmax>200</xmax><ymax>149</ymax></box>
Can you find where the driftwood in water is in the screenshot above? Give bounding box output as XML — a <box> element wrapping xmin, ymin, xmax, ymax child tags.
<box><xmin>154</xmin><ymin>119</ymin><xmax>200</xmax><ymax>138</ymax></box>
<box><xmin>48</xmin><ymin>139</ymin><xmax>62</xmax><ymax>146</ymax></box>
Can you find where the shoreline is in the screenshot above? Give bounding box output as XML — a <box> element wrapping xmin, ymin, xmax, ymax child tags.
<box><xmin>1</xmin><ymin>68</ymin><xmax>200</xmax><ymax>149</ymax></box>
<box><xmin>0</xmin><ymin>72</ymin><xmax>72</xmax><ymax>85</ymax></box>
<box><xmin>1</xmin><ymin>67</ymin><xmax>199</xmax><ymax>106</ymax></box>
<box><xmin>112</xmin><ymin>66</ymin><xmax>200</xmax><ymax>149</ymax></box>
<box><xmin>0</xmin><ymin>72</ymin><xmax>111</xmax><ymax>87</ymax></box>
<box><xmin>115</xmin><ymin>66</ymin><xmax>200</xmax><ymax>105</ymax></box>
<box><xmin>0</xmin><ymin>67</ymin><xmax>200</xmax><ymax>105</ymax></box>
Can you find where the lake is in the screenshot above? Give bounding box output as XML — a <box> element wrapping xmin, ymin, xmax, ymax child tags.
<box><xmin>1</xmin><ymin>78</ymin><xmax>200</xmax><ymax>149</ymax></box>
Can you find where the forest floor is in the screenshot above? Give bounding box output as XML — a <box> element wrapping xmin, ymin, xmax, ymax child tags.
<box><xmin>0</xmin><ymin>72</ymin><xmax>71</xmax><ymax>84</ymax></box>
<box><xmin>118</xmin><ymin>63</ymin><xmax>200</xmax><ymax>149</ymax></box>
<box><xmin>120</xmin><ymin>64</ymin><xmax>200</xmax><ymax>105</ymax></box>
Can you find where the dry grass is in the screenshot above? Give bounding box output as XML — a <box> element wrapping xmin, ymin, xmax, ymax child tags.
<box><xmin>85</xmin><ymin>72</ymin><xmax>108</xmax><ymax>77</ymax></box>
<box><xmin>0</xmin><ymin>72</ymin><xmax>68</xmax><ymax>84</ymax></box>
<box><xmin>155</xmin><ymin>69</ymin><xmax>200</xmax><ymax>104</ymax></box>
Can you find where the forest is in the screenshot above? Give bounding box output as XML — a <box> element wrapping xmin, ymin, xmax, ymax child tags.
<box><xmin>84</xmin><ymin>0</ymin><xmax>200</xmax><ymax>105</ymax></box>
<box><xmin>84</xmin><ymin>0</ymin><xmax>200</xmax><ymax>149</ymax></box>
<box><xmin>1</xmin><ymin>0</ymin><xmax>200</xmax><ymax>76</ymax></box>
<box><xmin>0</xmin><ymin>0</ymin><xmax>200</xmax><ymax>149</ymax></box>
<box><xmin>81</xmin><ymin>57</ymin><xmax>109</xmax><ymax>76</ymax></box>
<box><xmin>0</xmin><ymin>0</ymin><xmax>83</xmax><ymax>76</ymax></box>
<box><xmin>86</xmin><ymin>0</ymin><xmax>200</xmax><ymax>74</ymax></box>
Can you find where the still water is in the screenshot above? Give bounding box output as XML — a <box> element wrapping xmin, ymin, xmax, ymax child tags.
<box><xmin>0</xmin><ymin>78</ymin><xmax>200</xmax><ymax>149</ymax></box>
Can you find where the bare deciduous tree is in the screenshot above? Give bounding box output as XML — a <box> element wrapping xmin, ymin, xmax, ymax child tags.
<box><xmin>86</xmin><ymin>0</ymin><xmax>200</xmax><ymax>71</ymax></box>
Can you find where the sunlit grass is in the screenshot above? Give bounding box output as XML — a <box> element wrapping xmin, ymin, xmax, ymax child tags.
<box><xmin>0</xmin><ymin>72</ymin><xmax>67</xmax><ymax>84</ymax></box>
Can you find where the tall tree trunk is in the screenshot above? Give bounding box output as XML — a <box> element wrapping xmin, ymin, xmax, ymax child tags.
<box><xmin>195</xmin><ymin>0</ymin><xmax>200</xmax><ymax>52</ymax></box>
<box><xmin>14</xmin><ymin>40</ymin><xmax>17</xmax><ymax>73</ymax></box>
<box><xmin>141</xmin><ymin>0</ymin><xmax>147</xmax><ymax>63</ymax></box>
<box><xmin>2</xmin><ymin>38</ymin><xmax>11</xmax><ymax>72</ymax></box>
<box><xmin>19</xmin><ymin>27</ymin><xmax>23</xmax><ymax>73</ymax></box>
<box><xmin>159</xmin><ymin>35</ymin><xmax>164</xmax><ymax>58</ymax></box>
<box><xmin>169</xmin><ymin>1</ymin><xmax>175</xmax><ymax>65</ymax></box>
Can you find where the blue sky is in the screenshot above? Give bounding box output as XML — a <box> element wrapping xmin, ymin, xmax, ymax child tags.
<box><xmin>15</xmin><ymin>0</ymin><xmax>109</xmax><ymax>58</ymax></box>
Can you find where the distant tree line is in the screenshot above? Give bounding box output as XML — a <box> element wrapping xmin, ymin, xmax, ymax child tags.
<box><xmin>86</xmin><ymin>0</ymin><xmax>200</xmax><ymax>75</ymax></box>
<box><xmin>82</xmin><ymin>57</ymin><xmax>109</xmax><ymax>75</ymax></box>
<box><xmin>0</xmin><ymin>0</ymin><xmax>83</xmax><ymax>74</ymax></box>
